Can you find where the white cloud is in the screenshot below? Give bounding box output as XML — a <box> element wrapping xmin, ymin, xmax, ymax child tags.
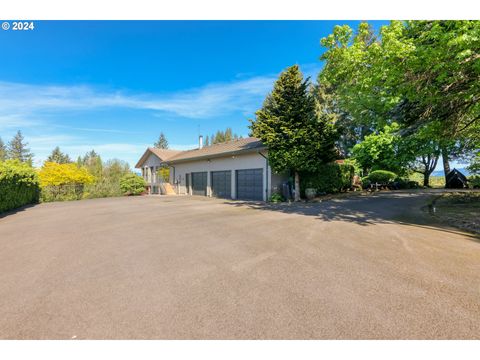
<box><xmin>0</xmin><ymin>75</ymin><xmax>275</xmax><ymax>121</ymax></box>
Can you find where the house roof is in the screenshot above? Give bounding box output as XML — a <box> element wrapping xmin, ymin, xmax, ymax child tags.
<box><xmin>135</xmin><ymin>148</ymin><xmax>183</xmax><ymax>168</ymax></box>
<box><xmin>136</xmin><ymin>137</ymin><xmax>265</xmax><ymax>168</ymax></box>
<box><xmin>166</xmin><ymin>137</ymin><xmax>265</xmax><ymax>164</ymax></box>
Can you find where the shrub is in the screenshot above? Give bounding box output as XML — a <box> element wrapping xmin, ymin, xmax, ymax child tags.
<box><xmin>394</xmin><ymin>177</ymin><xmax>420</xmax><ymax>189</ymax></box>
<box><xmin>0</xmin><ymin>160</ymin><xmax>40</xmax><ymax>213</ymax></box>
<box><xmin>120</xmin><ymin>173</ymin><xmax>146</xmax><ymax>195</ymax></box>
<box><xmin>301</xmin><ymin>163</ymin><xmax>354</xmax><ymax>195</ymax></box>
<box><xmin>38</xmin><ymin>162</ymin><xmax>95</xmax><ymax>202</ymax></box>
<box><xmin>269</xmin><ymin>192</ymin><xmax>285</xmax><ymax>203</ymax></box>
<box><xmin>365</xmin><ymin>170</ymin><xmax>397</xmax><ymax>184</ymax></box>
<box><xmin>469</xmin><ymin>175</ymin><xmax>480</xmax><ymax>189</ymax></box>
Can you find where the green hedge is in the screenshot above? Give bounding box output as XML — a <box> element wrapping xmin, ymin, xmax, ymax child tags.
<box><xmin>0</xmin><ymin>160</ymin><xmax>40</xmax><ymax>213</ymax></box>
<box><xmin>364</xmin><ymin>170</ymin><xmax>397</xmax><ymax>184</ymax></box>
<box><xmin>301</xmin><ymin>163</ymin><xmax>354</xmax><ymax>195</ymax></box>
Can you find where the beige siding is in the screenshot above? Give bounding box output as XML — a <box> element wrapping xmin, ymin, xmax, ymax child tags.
<box><xmin>169</xmin><ymin>152</ymin><xmax>287</xmax><ymax>201</ymax></box>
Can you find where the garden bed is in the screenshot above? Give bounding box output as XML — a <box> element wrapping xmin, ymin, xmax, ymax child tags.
<box><xmin>429</xmin><ymin>191</ymin><xmax>480</xmax><ymax>234</ymax></box>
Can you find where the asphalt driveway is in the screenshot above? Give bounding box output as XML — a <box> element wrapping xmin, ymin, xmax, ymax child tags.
<box><xmin>0</xmin><ymin>191</ymin><xmax>479</xmax><ymax>339</ymax></box>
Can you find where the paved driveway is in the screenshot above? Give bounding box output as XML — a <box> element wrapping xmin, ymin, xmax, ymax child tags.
<box><xmin>0</xmin><ymin>191</ymin><xmax>479</xmax><ymax>339</ymax></box>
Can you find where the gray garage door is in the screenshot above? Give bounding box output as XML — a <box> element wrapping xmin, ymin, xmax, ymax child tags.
<box><xmin>191</xmin><ymin>172</ymin><xmax>207</xmax><ymax>196</ymax></box>
<box><xmin>236</xmin><ymin>169</ymin><xmax>263</xmax><ymax>201</ymax></box>
<box><xmin>211</xmin><ymin>171</ymin><xmax>231</xmax><ymax>199</ymax></box>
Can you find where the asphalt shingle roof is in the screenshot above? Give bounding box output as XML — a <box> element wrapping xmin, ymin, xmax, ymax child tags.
<box><xmin>136</xmin><ymin>137</ymin><xmax>265</xmax><ymax>167</ymax></box>
<box><xmin>167</xmin><ymin>137</ymin><xmax>265</xmax><ymax>164</ymax></box>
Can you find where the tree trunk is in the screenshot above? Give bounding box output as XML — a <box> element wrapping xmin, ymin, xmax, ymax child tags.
<box><xmin>423</xmin><ymin>172</ymin><xmax>430</xmax><ymax>187</ymax></box>
<box><xmin>441</xmin><ymin>147</ymin><xmax>451</xmax><ymax>185</ymax></box>
<box><xmin>294</xmin><ymin>171</ymin><xmax>300</xmax><ymax>202</ymax></box>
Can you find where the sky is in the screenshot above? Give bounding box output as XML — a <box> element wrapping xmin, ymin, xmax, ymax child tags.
<box><xmin>0</xmin><ymin>20</ymin><xmax>393</xmax><ymax>168</ymax></box>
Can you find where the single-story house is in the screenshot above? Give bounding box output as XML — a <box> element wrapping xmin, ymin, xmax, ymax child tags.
<box><xmin>135</xmin><ymin>136</ymin><xmax>288</xmax><ymax>201</ymax></box>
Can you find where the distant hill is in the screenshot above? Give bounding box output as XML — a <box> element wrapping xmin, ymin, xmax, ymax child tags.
<box><xmin>431</xmin><ymin>168</ymin><xmax>470</xmax><ymax>177</ymax></box>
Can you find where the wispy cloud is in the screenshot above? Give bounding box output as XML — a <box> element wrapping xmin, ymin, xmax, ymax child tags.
<box><xmin>0</xmin><ymin>72</ymin><xmax>282</xmax><ymax>167</ymax></box>
<box><xmin>0</xmin><ymin>75</ymin><xmax>275</xmax><ymax>123</ymax></box>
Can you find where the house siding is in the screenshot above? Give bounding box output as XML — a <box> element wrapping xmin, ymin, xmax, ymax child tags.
<box><xmin>169</xmin><ymin>152</ymin><xmax>286</xmax><ymax>201</ymax></box>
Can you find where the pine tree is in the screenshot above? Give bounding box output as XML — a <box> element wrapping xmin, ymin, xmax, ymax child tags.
<box><xmin>0</xmin><ymin>137</ymin><xmax>6</xmax><ymax>161</ymax></box>
<box><xmin>204</xmin><ymin>135</ymin><xmax>210</xmax><ymax>146</ymax></box>
<box><xmin>225</xmin><ymin>128</ymin><xmax>233</xmax><ymax>142</ymax></box>
<box><xmin>250</xmin><ymin>65</ymin><xmax>337</xmax><ymax>201</ymax></box>
<box><xmin>81</xmin><ymin>150</ymin><xmax>103</xmax><ymax>178</ymax></box>
<box><xmin>154</xmin><ymin>132</ymin><xmax>169</xmax><ymax>149</ymax></box>
<box><xmin>7</xmin><ymin>130</ymin><xmax>34</xmax><ymax>165</ymax></box>
<box><xmin>46</xmin><ymin>146</ymin><xmax>72</xmax><ymax>164</ymax></box>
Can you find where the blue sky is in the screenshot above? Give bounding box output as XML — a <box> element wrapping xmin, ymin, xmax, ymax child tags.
<box><xmin>0</xmin><ymin>20</ymin><xmax>392</xmax><ymax>168</ymax></box>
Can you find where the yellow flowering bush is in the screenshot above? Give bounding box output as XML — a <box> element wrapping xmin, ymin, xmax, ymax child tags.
<box><xmin>38</xmin><ymin>162</ymin><xmax>95</xmax><ymax>201</ymax></box>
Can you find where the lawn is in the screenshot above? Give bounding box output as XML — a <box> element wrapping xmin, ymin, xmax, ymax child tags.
<box><xmin>432</xmin><ymin>191</ymin><xmax>480</xmax><ymax>234</ymax></box>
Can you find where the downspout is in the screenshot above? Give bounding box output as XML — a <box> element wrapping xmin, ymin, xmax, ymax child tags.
<box><xmin>258</xmin><ymin>151</ymin><xmax>268</xmax><ymax>201</ymax></box>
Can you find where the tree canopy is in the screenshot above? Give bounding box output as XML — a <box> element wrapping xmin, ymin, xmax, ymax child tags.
<box><xmin>319</xmin><ymin>20</ymin><xmax>480</xmax><ymax>184</ymax></box>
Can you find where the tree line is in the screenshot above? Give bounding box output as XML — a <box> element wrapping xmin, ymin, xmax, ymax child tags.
<box><xmin>152</xmin><ymin>128</ymin><xmax>242</xmax><ymax>150</ymax></box>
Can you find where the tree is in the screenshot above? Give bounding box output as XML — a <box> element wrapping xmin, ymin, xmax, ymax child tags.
<box><xmin>319</xmin><ymin>21</ymin><xmax>480</xmax><ymax>182</ymax></box>
<box><xmin>209</xmin><ymin>128</ymin><xmax>241</xmax><ymax>145</ymax></box>
<box><xmin>402</xmin><ymin>124</ymin><xmax>442</xmax><ymax>187</ymax></box>
<box><xmin>46</xmin><ymin>146</ymin><xmax>72</xmax><ymax>164</ymax></box>
<box><xmin>79</xmin><ymin>150</ymin><xmax>103</xmax><ymax>178</ymax></box>
<box><xmin>204</xmin><ymin>135</ymin><xmax>210</xmax><ymax>146</ymax></box>
<box><xmin>154</xmin><ymin>132</ymin><xmax>169</xmax><ymax>149</ymax></box>
<box><xmin>250</xmin><ymin>65</ymin><xmax>337</xmax><ymax>201</ymax></box>
<box><xmin>468</xmin><ymin>151</ymin><xmax>480</xmax><ymax>175</ymax></box>
<box><xmin>7</xmin><ymin>130</ymin><xmax>33</xmax><ymax>165</ymax></box>
<box><xmin>38</xmin><ymin>162</ymin><xmax>95</xmax><ymax>187</ymax></box>
<box><xmin>351</xmin><ymin>123</ymin><xmax>413</xmax><ymax>176</ymax></box>
<box><xmin>0</xmin><ymin>137</ymin><xmax>6</xmax><ymax>161</ymax></box>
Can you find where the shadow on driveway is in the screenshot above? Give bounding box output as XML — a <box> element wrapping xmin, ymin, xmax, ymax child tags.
<box><xmin>223</xmin><ymin>190</ymin><xmax>480</xmax><ymax>240</ymax></box>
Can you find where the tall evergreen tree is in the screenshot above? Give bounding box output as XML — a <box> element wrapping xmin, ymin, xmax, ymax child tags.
<box><xmin>81</xmin><ymin>150</ymin><xmax>103</xmax><ymax>178</ymax></box>
<box><xmin>46</xmin><ymin>146</ymin><xmax>72</xmax><ymax>164</ymax></box>
<box><xmin>250</xmin><ymin>65</ymin><xmax>337</xmax><ymax>201</ymax></box>
<box><xmin>0</xmin><ymin>137</ymin><xmax>6</xmax><ymax>161</ymax></box>
<box><xmin>154</xmin><ymin>132</ymin><xmax>169</xmax><ymax>149</ymax></box>
<box><xmin>7</xmin><ymin>130</ymin><xmax>33</xmax><ymax>165</ymax></box>
<box><xmin>204</xmin><ymin>135</ymin><xmax>210</xmax><ymax>146</ymax></box>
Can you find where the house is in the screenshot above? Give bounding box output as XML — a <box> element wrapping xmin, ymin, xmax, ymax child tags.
<box><xmin>135</xmin><ymin>136</ymin><xmax>289</xmax><ymax>201</ymax></box>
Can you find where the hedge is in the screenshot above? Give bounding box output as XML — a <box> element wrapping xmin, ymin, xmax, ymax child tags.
<box><xmin>364</xmin><ymin>170</ymin><xmax>397</xmax><ymax>184</ymax></box>
<box><xmin>0</xmin><ymin>160</ymin><xmax>40</xmax><ymax>213</ymax></box>
<box><xmin>300</xmin><ymin>163</ymin><xmax>354</xmax><ymax>195</ymax></box>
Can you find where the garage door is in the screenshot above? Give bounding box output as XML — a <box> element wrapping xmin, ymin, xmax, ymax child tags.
<box><xmin>236</xmin><ymin>169</ymin><xmax>263</xmax><ymax>201</ymax></box>
<box><xmin>191</xmin><ymin>172</ymin><xmax>207</xmax><ymax>196</ymax></box>
<box><xmin>211</xmin><ymin>171</ymin><xmax>231</xmax><ymax>199</ymax></box>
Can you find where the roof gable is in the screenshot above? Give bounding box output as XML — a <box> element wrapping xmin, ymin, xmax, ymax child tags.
<box><xmin>135</xmin><ymin>148</ymin><xmax>182</xmax><ymax>168</ymax></box>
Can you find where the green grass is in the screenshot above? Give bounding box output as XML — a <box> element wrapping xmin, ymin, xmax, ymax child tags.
<box><xmin>408</xmin><ymin>173</ymin><xmax>445</xmax><ymax>188</ymax></box>
<box><xmin>433</xmin><ymin>192</ymin><xmax>480</xmax><ymax>234</ymax></box>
